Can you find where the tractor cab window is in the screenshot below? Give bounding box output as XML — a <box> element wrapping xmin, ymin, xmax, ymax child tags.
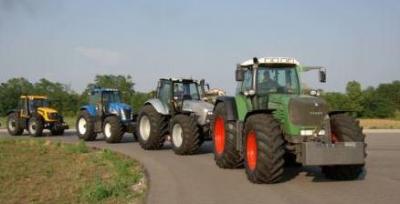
<box><xmin>257</xmin><ymin>67</ymin><xmax>300</xmax><ymax>95</ymax></box>
<box><xmin>240</xmin><ymin>70</ymin><xmax>253</xmax><ymax>92</ymax></box>
<box><xmin>102</xmin><ymin>91</ymin><xmax>121</xmax><ymax>104</ymax></box>
<box><xmin>173</xmin><ymin>82</ymin><xmax>200</xmax><ymax>101</ymax></box>
<box><xmin>158</xmin><ymin>80</ymin><xmax>172</xmax><ymax>104</ymax></box>
<box><xmin>29</xmin><ymin>99</ymin><xmax>50</xmax><ymax>111</ymax></box>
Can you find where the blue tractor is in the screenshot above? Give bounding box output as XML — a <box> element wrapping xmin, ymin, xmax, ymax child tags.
<box><xmin>76</xmin><ymin>87</ymin><xmax>136</xmax><ymax>143</ymax></box>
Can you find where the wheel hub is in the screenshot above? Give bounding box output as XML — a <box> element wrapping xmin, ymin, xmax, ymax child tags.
<box><xmin>246</xmin><ymin>131</ymin><xmax>257</xmax><ymax>171</ymax></box>
<box><xmin>172</xmin><ymin>123</ymin><xmax>183</xmax><ymax>148</ymax></box>
<box><xmin>104</xmin><ymin>123</ymin><xmax>112</xmax><ymax>138</ymax></box>
<box><xmin>139</xmin><ymin>115</ymin><xmax>151</xmax><ymax>141</ymax></box>
<box><xmin>213</xmin><ymin>116</ymin><xmax>225</xmax><ymax>155</ymax></box>
<box><xmin>78</xmin><ymin>118</ymin><xmax>87</xmax><ymax>134</ymax></box>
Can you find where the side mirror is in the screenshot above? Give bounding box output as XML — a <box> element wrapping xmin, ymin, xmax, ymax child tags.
<box><xmin>319</xmin><ymin>70</ymin><xmax>326</xmax><ymax>83</ymax></box>
<box><xmin>235</xmin><ymin>69</ymin><xmax>244</xmax><ymax>81</ymax></box>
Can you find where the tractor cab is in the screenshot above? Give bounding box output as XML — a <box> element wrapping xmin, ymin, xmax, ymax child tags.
<box><xmin>18</xmin><ymin>96</ymin><xmax>59</xmax><ymax>121</ymax></box>
<box><xmin>157</xmin><ymin>78</ymin><xmax>212</xmax><ymax>114</ymax></box>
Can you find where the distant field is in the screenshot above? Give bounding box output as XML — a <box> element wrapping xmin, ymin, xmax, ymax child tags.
<box><xmin>0</xmin><ymin>139</ymin><xmax>146</xmax><ymax>204</ymax></box>
<box><xmin>359</xmin><ymin>119</ymin><xmax>400</xmax><ymax>129</ymax></box>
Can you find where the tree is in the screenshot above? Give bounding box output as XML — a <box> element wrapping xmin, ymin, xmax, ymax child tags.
<box><xmin>345</xmin><ymin>81</ymin><xmax>363</xmax><ymax>115</ymax></box>
<box><xmin>0</xmin><ymin>78</ymin><xmax>34</xmax><ymax>115</ymax></box>
<box><xmin>361</xmin><ymin>87</ymin><xmax>395</xmax><ymax>118</ymax></box>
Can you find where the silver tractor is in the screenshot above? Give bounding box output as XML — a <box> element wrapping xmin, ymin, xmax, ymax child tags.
<box><xmin>136</xmin><ymin>78</ymin><xmax>214</xmax><ymax>155</ymax></box>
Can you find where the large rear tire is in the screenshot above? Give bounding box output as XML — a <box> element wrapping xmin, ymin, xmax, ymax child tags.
<box><xmin>76</xmin><ymin>110</ymin><xmax>97</xmax><ymax>141</ymax></box>
<box><xmin>7</xmin><ymin>112</ymin><xmax>23</xmax><ymax>136</ymax></box>
<box><xmin>244</xmin><ymin>114</ymin><xmax>285</xmax><ymax>184</ymax></box>
<box><xmin>321</xmin><ymin>114</ymin><xmax>366</xmax><ymax>180</ymax></box>
<box><xmin>136</xmin><ymin>105</ymin><xmax>167</xmax><ymax>150</ymax></box>
<box><xmin>211</xmin><ymin>102</ymin><xmax>243</xmax><ymax>168</ymax></box>
<box><xmin>103</xmin><ymin>115</ymin><xmax>123</xmax><ymax>143</ymax></box>
<box><xmin>28</xmin><ymin>115</ymin><xmax>44</xmax><ymax>137</ymax></box>
<box><xmin>170</xmin><ymin>114</ymin><xmax>201</xmax><ymax>155</ymax></box>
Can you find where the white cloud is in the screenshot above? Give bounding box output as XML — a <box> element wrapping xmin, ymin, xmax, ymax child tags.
<box><xmin>75</xmin><ymin>46</ymin><xmax>123</xmax><ymax>66</ymax></box>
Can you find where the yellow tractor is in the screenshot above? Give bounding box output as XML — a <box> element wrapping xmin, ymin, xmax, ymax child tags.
<box><xmin>6</xmin><ymin>95</ymin><xmax>69</xmax><ymax>136</ymax></box>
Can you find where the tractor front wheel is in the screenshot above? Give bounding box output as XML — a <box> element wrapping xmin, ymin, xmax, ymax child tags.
<box><xmin>76</xmin><ymin>110</ymin><xmax>97</xmax><ymax>141</ymax></box>
<box><xmin>136</xmin><ymin>105</ymin><xmax>167</xmax><ymax>150</ymax></box>
<box><xmin>244</xmin><ymin>114</ymin><xmax>285</xmax><ymax>184</ymax></box>
<box><xmin>28</xmin><ymin>116</ymin><xmax>44</xmax><ymax>137</ymax></box>
<box><xmin>321</xmin><ymin>113</ymin><xmax>366</xmax><ymax>180</ymax></box>
<box><xmin>103</xmin><ymin>116</ymin><xmax>123</xmax><ymax>143</ymax></box>
<box><xmin>170</xmin><ymin>114</ymin><xmax>201</xmax><ymax>155</ymax></box>
<box><xmin>51</xmin><ymin>126</ymin><xmax>65</xmax><ymax>136</ymax></box>
<box><xmin>7</xmin><ymin>112</ymin><xmax>23</xmax><ymax>136</ymax></box>
<box><xmin>211</xmin><ymin>102</ymin><xmax>243</xmax><ymax>168</ymax></box>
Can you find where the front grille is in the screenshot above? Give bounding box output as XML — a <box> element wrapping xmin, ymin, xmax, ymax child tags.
<box><xmin>289</xmin><ymin>97</ymin><xmax>328</xmax><ymax>126</ymax></box>
<box><xmin>123</xmin><ymin>109</ymin><xmax>132</xmax><ymax>120</ymax></box>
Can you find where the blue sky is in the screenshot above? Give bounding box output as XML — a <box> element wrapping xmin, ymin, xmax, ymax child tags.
<box><xmin>0</xmin><ymin>0</ymin><xmax>399</xmax><ymax>94</ymax></box>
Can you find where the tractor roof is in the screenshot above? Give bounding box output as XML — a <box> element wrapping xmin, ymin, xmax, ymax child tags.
<box><xmin>92</xmin><ymin>88</ymin><xmax>119</xmax><ymax>92</ymax></box>
<box><xmin>161</xmin><ymin>78</ymin><xmax>197</xmax><ymax>83</ymax></box>
<box><xmin>240</xmin><ymin>57</ymin><xmax>300</xmax><ymax>67</ymax></box>
<box><xmin>20</xmin><ymin>95</ymin><xmax>48</xmax><ymax>100</ymax></box>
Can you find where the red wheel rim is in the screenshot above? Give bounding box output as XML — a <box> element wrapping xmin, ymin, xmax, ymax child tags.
<box><xmin>214</xmin><ymin>116</ymin><xmax>225</xmax><ymax>155</ymax></box>
<box><xmin>331</xmin><ymin>132</ymin><xmax>338</xmax><ymax>143</ymax></box>
<box><xmin>246</xmin><ymin>131</ymin><xmax>257</xmax><ymax>171</ymax></box>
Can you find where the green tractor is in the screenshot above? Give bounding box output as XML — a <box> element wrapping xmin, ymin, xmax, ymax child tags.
<box><xmin>212</xmin><ymin>57</ymin><xmax>366</xmax><ymax>183</ymax></box>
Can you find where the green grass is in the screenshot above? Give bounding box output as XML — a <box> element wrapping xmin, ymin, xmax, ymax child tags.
<box><xmin>0</xmin><ymin>117</ymin><xmax>5</xmax><ymax>128</ymax></box>
<box><xmin>0</xmin><ymin>139</ymin><xmax>146</xmax><ymax>204</ymax></box>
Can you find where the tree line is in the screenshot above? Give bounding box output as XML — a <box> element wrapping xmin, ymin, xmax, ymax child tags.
<box><xmin>0</xmin><ymin>75</ymin><xmax>152</xmax><ymax>116</ymax></box>
<box><xmin>322</xmin><ymin>80</ymin><xmax>400</xmax><ymax>118</ymax></box>
<box><xmin>0</xmin><ymin>75</ymin><xmax>399</xmax><ymax>119</ymax></box>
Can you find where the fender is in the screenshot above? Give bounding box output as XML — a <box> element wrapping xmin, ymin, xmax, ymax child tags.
<box><xmin>80</xmin><ymin>105</ymin><xmax>96</xmax><ymax>116</ymax></box>
<box><xmin>214</xmin><ymin>96</ymin><xmax>238</xmax><ymax>121</ymax></box>
<box><xmin>144</xmin><ymin>99</ymin><xmax>170</xmax><ymax>115</ymax></box>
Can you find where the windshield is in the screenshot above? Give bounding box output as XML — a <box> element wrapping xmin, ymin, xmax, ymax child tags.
<box><xmin>257</xmin><ymin>67</ymin><xmax>300</xmax><ymax>95</ymax></box>
<box><xmin>102</xmin><ymin>91</ymin><xmax>121</xmax><ymax>103</ymax></box>
<box><xmin>29</xmin><ymin>99</ymin><xmax>50</xmax><ymax>110</ymax></box>
<box><xmin>173</xmin><ymin>82</ymin><xmax>200</xmax><ymax>100</ymax></box>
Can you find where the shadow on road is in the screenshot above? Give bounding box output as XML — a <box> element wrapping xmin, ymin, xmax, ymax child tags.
<box><xmin>280</xmin><ymin>165</ymin><xmax>367</xmax><ymax>183</ymax></box>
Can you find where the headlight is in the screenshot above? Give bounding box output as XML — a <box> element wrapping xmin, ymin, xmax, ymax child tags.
<box><xmin>120</xmin><ymin>109</ymin><xmax>127</xmax><ymax>120</ymax></box>
<box><xmin>300</xmin><ymin>129</ymin><xmax>326</xmax><ymax>136</ymax></box>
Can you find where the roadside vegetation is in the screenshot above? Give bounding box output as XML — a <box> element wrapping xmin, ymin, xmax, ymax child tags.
<box><xmin>0</xmin><ymin>139</ymin><xmax>146</xmax><ymax>204</ymax></box>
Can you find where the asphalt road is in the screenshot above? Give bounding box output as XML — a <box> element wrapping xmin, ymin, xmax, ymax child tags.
<box><xmin>1</xmin><ymin>130</ymin><xmax>400</xmax><ymax>204</ymax></box>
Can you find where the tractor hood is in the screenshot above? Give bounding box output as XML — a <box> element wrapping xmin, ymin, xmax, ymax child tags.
<box><xmin>288</xmin><ymin>96</ymin><xmax>329</xmax><ymax>126</ymax></box>
<box><xmin>37</xmin><ymin>107</ymin><xmax>57</xmax><ymax>114</ymax></box>
<box><xmin>107</xmin><ymin>102</ymin><xmax>133</xmax><ymax>121</ymax></box>
<box><xmin>182</xmin><ymin>100</ymin><xmax>214</xmax><ymax>125</ymax></box>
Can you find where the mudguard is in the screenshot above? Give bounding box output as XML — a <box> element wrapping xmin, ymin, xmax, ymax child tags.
<box><xmin>214</xmin><ymin>96</ymin><xmax>238</xmax><ymax>121</ymax></box>
<box><xmin>144</xmin><ymin>98</ymin><xmax>170</xmax><ymax>115</ymax></box>
<box><xmin>80</xmin><ymin>105</ymin><xmax>96</xmax><ymax>116</ymax></box>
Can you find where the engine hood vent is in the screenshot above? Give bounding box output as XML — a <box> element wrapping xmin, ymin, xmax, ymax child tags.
<box><xmin>289</xmin><ymin>97</ymin><xmax>328</xmax><ymax>126</ymax></box>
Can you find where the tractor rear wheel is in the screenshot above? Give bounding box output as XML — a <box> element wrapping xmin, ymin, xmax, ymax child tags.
<box><xmin>136</xmin><ymin>105</ymin><xmax>167</xmax><ymax>150</ymax></box>
<box><xmin>244</xmin><ymin>114</ymin><xmax>285</xmax><ymax>184</ymax></box>
<box><xmin>170</xmin><ymin>114</ymin><xmax>201</xmax><ymax>155</ymax></box>
<box><xmin>76</xmin><ymin>110</ymin><xmax>97</xmax><ymax>141</ymax></box>
<box><xmin>211</xmin><ymin>102</ymin><xmax>243</xmax><ymax>168</ymax></box>
<box><xmin>28</xmin><ymin>115</ymin><xmax>44</xmax><ymax>137</ymax></box>
<box><xmin>321</xmin><ymin>113</ymin><xmax>366</xmax><ymax>180</ymax></box>
<box><xmin>103</xmin><ymin>115</ymin><xmax>123</xmax><ymax>143</ymax></box>
<box><xmin>7</xmin><ymin>112</ymin><xmax>23</xmax><ymax>136</ymax></box>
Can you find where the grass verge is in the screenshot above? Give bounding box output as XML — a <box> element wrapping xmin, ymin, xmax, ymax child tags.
<box><xmin>0</xmin><ymin>139</ymin><xmax>146</xmax><ymax>204</ymax></box>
